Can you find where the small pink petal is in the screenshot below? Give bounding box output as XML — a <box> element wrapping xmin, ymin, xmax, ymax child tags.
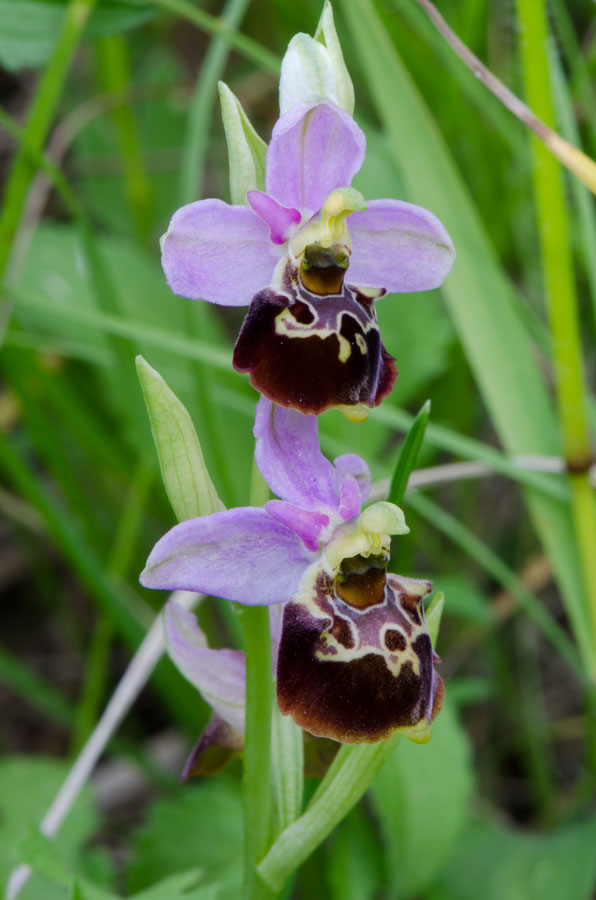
<box><xmin>266</xmin><ymin>500</ymin><xmax>330</xmax><ymax>551</ymax></box>
<box><xmin>247</xmin><ymin>190</ymin><xmax>301</xmax><ymax>245</ymax></box>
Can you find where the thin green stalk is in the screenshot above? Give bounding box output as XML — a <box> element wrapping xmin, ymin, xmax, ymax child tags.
<box><xmin>0</xmin><ymin>0</ymin><xmax>96</xmax><ymax>293</ymax></box>
<box><xmin>239</xmin><ymin>459</ymin><xmax>275</xmax><ymax>899</ymax></box>
<box><xmin>150</xmin><ymin>0</ymin><xmax>280</xmax><ymax>74</ymax></box>
<box><xmin>549</xmin><ymin>44</ymin><xmax>596</xmax><ymax>331</ymax></box>
<box><xmin>94</xmin><ymin>35</ymin><xmax>154</xmax><ymax>242</ymax></box>
<box><xmin>515</xmin><ymin>0</ymin><xmax>596</xmax><ymax>677</ymax></box>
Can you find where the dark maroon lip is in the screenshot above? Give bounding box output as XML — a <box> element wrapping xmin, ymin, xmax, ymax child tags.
<box><xmin>233</xmin><ymin>271</ymin><xmax>398</xmax><ymax>416</ymax></box>
<box><xmin>276</xmin><ymin>571</ymin><xmax>443</xmax><ymax>744</ymax></box>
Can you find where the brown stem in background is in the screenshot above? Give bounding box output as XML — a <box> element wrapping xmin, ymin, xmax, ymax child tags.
<box><xmin>413</xmin><ymin>0</ymin><xmax>596</xmax><ymax>195</ymax></box>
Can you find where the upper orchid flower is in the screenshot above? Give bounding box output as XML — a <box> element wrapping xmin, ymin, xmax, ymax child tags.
<box><xmin>161</xmin><ymin>99</ymin><xmax>455</xmax><ymax>421</ymax></box>
<box><xmin>141</xmin><ymin>398</ymin><xmax>444</xmax><ymax>744</ymax></box>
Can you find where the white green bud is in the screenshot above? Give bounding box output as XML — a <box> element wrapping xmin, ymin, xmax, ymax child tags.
<box><xmin>279</xmin><ymin>2</ymin><xmax>354</xmax><ymax>115</ymax></box>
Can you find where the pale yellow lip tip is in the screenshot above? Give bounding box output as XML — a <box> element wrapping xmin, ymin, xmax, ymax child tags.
<box><xmin>396</xmin><ymin>719</ymin><xmax>432</xmax><ymax>744</ymax></box>
<box><xmin>336</xmin><ymin>403</ymin><xmax>369</xmax><ymax>423</ymax></box>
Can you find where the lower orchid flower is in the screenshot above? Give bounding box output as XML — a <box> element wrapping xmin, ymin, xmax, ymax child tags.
<box><xmin>141</xmin><ymin>398</ymin><xmax>444</xmax><ymax>747</ymax></box>
<box><xmin>161</xmin><ymin>100</ymin><xmax>454</xmax><ymax>421</ymax></box>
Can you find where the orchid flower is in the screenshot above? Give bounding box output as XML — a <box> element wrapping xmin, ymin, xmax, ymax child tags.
<box><xmin>141</xmin><ymin>399</ymin><xmax>444</xmax><ymax>747</ymax></box>
<box><xmin>161</xmin><ymin>99</ymin><xmax>454</xmax><ymax>421</ymax></box>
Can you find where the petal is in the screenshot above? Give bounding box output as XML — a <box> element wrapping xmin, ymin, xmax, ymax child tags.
<box><xmin>161</xmin><ymin>198</ymin><xmax>282</xmax><ymax>306</ymax></box>
<box><xmin>181</xmin><ymin>714</ymin><xmax>243</xmax><ymax>780</ymax></box>
<box><xmin>277</xmin><ymin>565</ymin><xmax>443</xmax><ymax>743</ymax></box>
<box><xmin>265</xmin><ymin>499</ymin><xmax>330</xmax><ymax>551</ymax></box>
<box><xmin>266</xmin><ymin>102</ymin><xmax>366</xmax><ymax>217</ymax></box>
<box><xmin>254</xmin><ymin>397</ymin><xmax>340</xmax><ymax>510</ymax></box>
<box><xmin>165</xmin><ymin>601</ymin><xmax>246</xmax><ymax>731</ymax></box>
<box><xmin>333</xmin><ymin>453</ymin><xmax>372</xmax><ymax>506</ymax></box>
<box><xmin>347</xmin><ymin>199</ymin><xmax>455</xmax><ymax>293</ymax></box>
<box><xmin>234</xmin><ymin>278</ymin><xmax>397</xmax><ymax>415</ymax></box>
<box><xmin>141</xmin><ymin>508</ymin><xmax>312</xmax><ymax>605</ymax></box>
<box><xmin>247</xmin><ymin>190</ymin><xmax>301</xmax><ymax>245</ymax></box>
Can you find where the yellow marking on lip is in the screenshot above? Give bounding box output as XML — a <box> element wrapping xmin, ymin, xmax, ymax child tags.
<box><xmin>337</xmin><ymin>332</ymin><xmax>351</xmax><ymax>363</ymax></box>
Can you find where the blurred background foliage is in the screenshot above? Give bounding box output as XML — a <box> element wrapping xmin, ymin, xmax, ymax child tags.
<box><xmin>1</xmin><ymin>0</ymin><xmax>596</xmax><ymax>897</ymax></box>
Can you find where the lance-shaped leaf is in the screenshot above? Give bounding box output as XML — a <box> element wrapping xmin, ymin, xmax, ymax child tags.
<box><xmin>218</xmin><ymin>81</ymin><xmax>267</xmax><ymax>206</ymax></box>
<box><xmin>136</xmin><ymin>356</ymin><xmax>224</xmax><ymax>521</ymax></box>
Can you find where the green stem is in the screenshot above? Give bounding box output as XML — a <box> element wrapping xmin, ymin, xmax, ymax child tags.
<box><xmin>94</xmin><ymin>35</ymin><xmax>154</xmax><ymax>242</ymax></box>
<box><xmin>0</xmin><ymin>0</ymin><xmax>96</xmax><ymax>293</ymax></box>
<box><xmin>258</xmin><ymin>737</ymin><xmax>400</xmax><ymax>892</ymax></box>
<box><xmin>239</xmin><ymin>459</ymin><xmax>275</xmax><ymax>899</ymax></box>
<box><xmin>516</xmin><ymin>0</ymin><xmax>596</xmax><ymax>677</ymax></box>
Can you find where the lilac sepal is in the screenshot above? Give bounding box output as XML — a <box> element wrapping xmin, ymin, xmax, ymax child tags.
<box><xmin>165</xmin><ymin>601</ymin><xmax>246</xmax><ymax>731</ymax></box>
<box><xmin>254</xmin><ymin>398</ymin><xmax>340</xmax><ymax>511</ymax></box>
<box><xmin>265</xmin><ymin>102</ymin><xmax>366</xmax><ymax>217</ymax></box>
<box><xmin>161</xmin><ymin>199</ymin><xmax>282</xmax><ymax>306</ymax></box>
<box><xmin>348</xmin><ymin>199</ymin><xmax>456</xmax><ymax>293</ymax></box>
<box><xmin>265</xmin><ymin>500</ymin><xmax>330</xmax><ymax>552</ymax></box>
<box><xmin>333</xmin><ymin>453</ymin><xmax>372</xmax><ymax>506</ymax></box>
<box><xmin>247</xmin><ymin>190</ymin><xmax>302</xmax><ymax>245</ymax></box>
<box><xmin>141</xmin><ymin>507</ymin><xmax>313</xmax><ymax>605</ymax></box>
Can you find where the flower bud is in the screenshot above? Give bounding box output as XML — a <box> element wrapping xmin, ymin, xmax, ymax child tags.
<box><xmin>279</xmin><ymin>2</ymin><xmax>354</xmax><ymax>115</ymax></box>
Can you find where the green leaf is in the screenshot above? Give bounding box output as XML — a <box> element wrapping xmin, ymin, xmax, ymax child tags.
<box><xmin>432</xmin><ymin>816</ymin><xmax>596</xmax><ymax>900</ymax></box>
<box><xmin>370</xmin><ymin>702</ymin><xmax>473</xmax><ymax>900</ymax></box>
<box><xmin>136</xmin><ymin>356</ymin><xmax>225</xmax><ymax>522</ymax></box>
<box><xmin>326</xmin><ymin>808</ymin><xmax>383</xmax><ymax>900</ymax></box>
<box><xmin>20</xmin><ymin>833</ymin><xmax>219</xmax><ymax>900</ymax></box>
<box><xmin>0</xmin><ymin>0</ymin><xmax>153</xmax><ymax>72</ymax></box>
<box><xmin>0</xmin><ymin>757</ymin><xmax>100</xmax><ymax>897</ymax></box>
<box><xmin>218</xmin><ymin>81</ymin><xmax>267</xmax><ymax>205</ymax></box>
<box><xmin>131</xmin><ymin>871</ymin><xmax>220</xmax><ymax>900</ymax></box>
<box><xmin>387</xmin><ymin>399</ymin><xmax>430</xmax><ymax>507</ymax></box>
<box><xmin>126</xmin><ymin>779</ymin><xmax>243</xmax><ymax>899</ymax></box>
